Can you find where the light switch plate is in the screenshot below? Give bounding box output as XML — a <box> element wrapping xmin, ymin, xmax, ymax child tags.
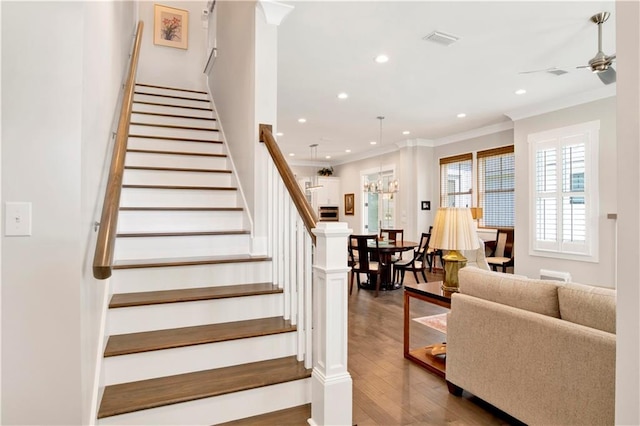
<box><xmin>5</xmin><ymin>202</ymin><xmax>32</xmax><ymax>236</ymax></box>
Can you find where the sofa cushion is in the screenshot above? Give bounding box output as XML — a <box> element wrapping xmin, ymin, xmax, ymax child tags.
<box><xmin>558</xmin><ymin>283</ymin><xmax>616</xmax><ymax>334</ymax></box>
<box><xmin>458</xmin><ymin>267</ymin><xmax>562</xmax><ymax>318</ymax></box>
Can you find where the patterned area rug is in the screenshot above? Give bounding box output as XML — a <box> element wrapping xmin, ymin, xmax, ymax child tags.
<box><xmin>413</xmin><ymin>313</ymin><xmax>447</xmax><ymax>334</ymax></box>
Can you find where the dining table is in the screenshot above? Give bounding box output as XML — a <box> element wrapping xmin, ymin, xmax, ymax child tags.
<box><xmin>364</xmin><ymin>239</ymin><xmax>419</xmax><ymax>291</ymax></box>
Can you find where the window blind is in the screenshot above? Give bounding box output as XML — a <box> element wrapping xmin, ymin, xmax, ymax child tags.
<box><xmin>477</xmin><ymin>146</ymin><xmax>514</xmax><ymax>228</ymax></box>
<box><xmin>440</xmin><ymin>154</ymin><xmax>472</xmax><ymax>208</ymax></box>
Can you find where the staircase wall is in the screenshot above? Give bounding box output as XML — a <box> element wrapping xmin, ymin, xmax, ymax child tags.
<box><xmin>208</xmin><ymin>1</ymin><xmax>280</xmax><ymax>255</ymax></box>
<box><xmin>1</xmin><ymin>2</ymin><xmax>135</xmax><ymax>424</ymax></box>
<box><xmin>137</xmin><ymin>1</ymin><xmax>208</xmax><ymax>91</ymax></box>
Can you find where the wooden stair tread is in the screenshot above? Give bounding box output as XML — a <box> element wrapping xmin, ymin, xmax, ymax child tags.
<box><xmin>116</xmin><ymin>230</ymin><xmax>250</xmax><ymax>238</ymax></box>
<box><xmin>132</xmin><ymin>110</ymin><xmax>217</xmax><ymax>121</ymax></box>
<box><xmin>105</xmin><ymin>316</ymin><xmax>295</xmax><ymax>357</ymax></box>
<box><xmin>119</xmin><ymin>206</ymin><xmax>242</xmax><ymax>211</ymax></box>
<box><xmin>113</xmin><ymin>254</ymin><xmax>271</xmax><ymax>269</ymax></box>
<box><xmin>98</xmin><ymin>356</ymin><xmax>310</xmax><ymax>419</ymax></box>
<box><xmin>124</xmin><ymin>165</ymin><xmax>232</xmax><ymax>173</ymax></box>
<box><xmin>130</xmin><ymin>122</ymin><xmax>219</xmax><ymax>132</ymax></box>
<box><xmin>128</xmin><ymin>134</ymin><xmax>222</xmax><ymax>143</ymax></box>
<box><xmin>218</xmin><ymin>403</ymin><xmax>311</xmax><ymax>426</ymax></box>
<box><xmin>132</xmin><ymin>100</ymin><xmax>213</xmax><ymax>111</ymax></box>
<box><xmin>110</xmin><ymin>283</ymin><xmax>281</xmax><ymax>308</ymax></box>
<box><xmin>122</xmin><ymin>184</ymin><xmax>236</xmax><ymax>191</ymax></box>
<box><xmin>134</xmin><ymin>90</ymin><xmax>210</xmax><ymax>103</ymax></box>
<box><xmin>126</xmin><ymin>148</ymin><xmax>226</xmax><ymax>157</ymax></box>
<box><xmin>136</xmin><ymin>83</ymin><xmax>207</xmax><ymax>94</ymax></box>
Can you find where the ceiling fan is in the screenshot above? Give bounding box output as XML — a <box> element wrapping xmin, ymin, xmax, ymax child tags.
<box><xmin>520</xmin><ymin>12</ymin><xmax>616</xmax><ymax>85</ymax></box>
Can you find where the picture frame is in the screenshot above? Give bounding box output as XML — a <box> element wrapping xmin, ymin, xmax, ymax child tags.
<box><xmin>154</xmin><ymin>4</ymin><xmax>189</xmax><ymax>50</ymax></box>
<box><xmin>345</xmin><ymin>193</ymin><xmax>355</xmax><ymax>216</ymax></box>
<box><xmin>421</xmin><ymin>201</ymin><xmax>431</xmax><ymax>211</ymax></box>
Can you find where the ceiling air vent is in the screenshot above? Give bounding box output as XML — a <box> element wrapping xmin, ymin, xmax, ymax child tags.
<box><xmin>547</xmin><ymin>69</ymin><xmax>569</xmax><ymax>76</ymax></box>
<box><xmin>423</xmin><ymin>31</ymin><xmax>460</xmax><ymax>46</ymax></box>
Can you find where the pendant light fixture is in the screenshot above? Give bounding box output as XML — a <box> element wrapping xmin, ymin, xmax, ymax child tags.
<box><xmin>307</xmin><ymin>143</ymin><xmax>323</xmax><ymax>192</ymax></box>
<box><xmin>363</xmin><ymin>116</ymin><xmax>399</xmax><ymax>194</ymax></box>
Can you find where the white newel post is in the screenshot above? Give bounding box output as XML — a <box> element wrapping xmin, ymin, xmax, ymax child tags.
<box><xmin>309</xmin><ymin>222</ymin><xmax>353</xmax><ymax>426</ymax></box>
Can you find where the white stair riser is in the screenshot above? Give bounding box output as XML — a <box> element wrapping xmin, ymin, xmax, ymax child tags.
<box><xmin>132</xmin><ymin>102</ymin><xmax>214</xmax><ymax>118</ymax></box>
<box><xmin>103</xmin><ymin>332</ymin><xmax>295</xmax><ymax>385</ymax></box>
<box><xmin>128</xmin><ymin>136</ymin><xmax>225</xmax><ymax>155</ymax></box>
<box><xmin>111</xmin><ymin>262</ymin><xmax>273</xmax><ymax>293</ymax></box>
<box><xmin>125</xmin><ymin>151</ymin><xmax>228</xmax><ymax>170</ymax></box>
<box><xmin>120</xmin><ymin>187</ymin><xmax>238</xmax><ymax>208</ymax></box>
<box><xmin>130</xmin><ymin>112</ymin><xmax>218</xmax><ymax>129</ymax></box>
<box><xmin>135</xmin><ymin>86</ymin><xmax>209</xmax><ymax>101</ymax></box>
<box><xmin>114</xmin><ymin>234</ymin><xmax>251</xmax><ymax>259</ymax></box>
<box><xmin>108</xmin><ymin>293</ymin><xmax>283</xmax><ymax>334</ymax></box>
<box><xmin>117</xmin><ymin>209</ymin><xmax>244</xmax><ymax>233</ymax></box>
<box><xmin>97</xmin><ymin>378</ymin><xmax>311</xmax><ymax>426</ymax></box>
<box><xmin>129</xmin><ymin>124</ymin><xmax>221</xmax><ymax>142</ymax></box>
<box><xmin>134</xmin><ymin>93</ymin><xmax>210</xmax><ymax>109</ymax></box>
<box><xmin>123</xmin><ymin>169</ymin><xmax>233</xmax><ymax>187</ymax></box>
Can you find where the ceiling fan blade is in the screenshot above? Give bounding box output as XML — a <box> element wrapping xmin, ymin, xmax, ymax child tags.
<box><xmin>518</xmin><ymin>67</ymin><xmax>561</xmax><ymax>75</ymax></box>
<box><xmin>597</xmin><ymin>67</ymin><xmax>616</xmax><ymax>85</ymax></box>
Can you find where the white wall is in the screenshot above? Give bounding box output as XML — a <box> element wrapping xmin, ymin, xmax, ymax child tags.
<box><xmin>137</xmin><ymin>1</ymin><xmax>208</xmax><ymax>90</ymax></box>
<box><xmin>80</xmin><ymin>2</ymin><xmax>136</xmax><ymax>423</ymax></box>
<box><xmin>615</xmin><ymin>1</ymin><xmax>640</xmax><ymax>422</ymax></box>
<box><xmin>209</xmin><ymin>1</ymin><xmax>281</xmax><ymax>254</ymax></box>
<box><xmin>513</xmin><ymin>97</ymin><xmax>616</xmax><ymax>287</ymax></box>
<box><xmin>2</xmin><ymin>1</ymin><xmax>135</xmax><ymax>423</ymax></box>
<box><xmin>210</xmin><ymin>0</ymin><xmax>256</xmax><ymax>214</ymax></box>
<box><xmin>2</xmin><ymin>3</ymin><xmax>84</xmax><ymax>424</ymax></box>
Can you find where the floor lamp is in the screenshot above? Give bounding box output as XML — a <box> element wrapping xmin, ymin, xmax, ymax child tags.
<box><xmin>429</xmin><ymin>207</ymin><xmax>480</xmax><ymax>292</ymax></box>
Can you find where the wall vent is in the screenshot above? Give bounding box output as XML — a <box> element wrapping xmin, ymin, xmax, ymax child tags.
<box><xmin>423</xmin><ymin>31</ymin><xmax>460</xmax><ymax>46</ymax></box>
<box><xmin>540</xmin><ymin>269</ymin><xmax>572</xmax><ymax>282</ymax></box>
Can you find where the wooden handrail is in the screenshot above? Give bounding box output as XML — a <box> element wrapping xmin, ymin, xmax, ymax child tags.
<box><xmin>93</xmin><ymin>21</ymin><xmax>144</xmax><ymax>279</ymax></box>
<box><xmin>259</xmin><ymin>124</ymin><xmax>318</xmax><ymax>242</ymax></box>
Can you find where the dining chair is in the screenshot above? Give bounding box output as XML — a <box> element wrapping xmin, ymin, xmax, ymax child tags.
<box><xmin>380</xmin><ymin>228</ymin><xmax>405</xmax><ymax>261</ymax></box>
<box><xmin>486</xmin><ymin>228</ymin><xmax>515</xmax><ymax>272</ymax></box>
<box><xmin>349</xmin><ymin>234</ymin><xmax>388</xmax><ymax>297</ymax></box>
<box><xmin>393</xmin><ymin>232</ymin><xmax>430</xmax><ymax>284</ymax></box>
<box><xmin>425</xmin><ymin>225</ymin><xmax>444</xmax><ymax>272</ymax></box>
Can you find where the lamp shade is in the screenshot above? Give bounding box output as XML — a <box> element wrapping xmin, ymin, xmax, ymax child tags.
<box><xmin>429</xmin><ymin>208</ymin><xmax>480</xmax><ymax>251</ymax></box>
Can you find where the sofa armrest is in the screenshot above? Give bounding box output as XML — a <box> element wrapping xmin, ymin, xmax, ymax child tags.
<box><xmin>447</xmin><ymin>293</ymin><xmax>615</xmax><ymax>426</ymax></box>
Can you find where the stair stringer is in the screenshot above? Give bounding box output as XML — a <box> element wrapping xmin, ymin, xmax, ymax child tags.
<box><xmin>205</xmin><ymin>84</ymin><xmax>267</xmax><ymax>257</ymax></box>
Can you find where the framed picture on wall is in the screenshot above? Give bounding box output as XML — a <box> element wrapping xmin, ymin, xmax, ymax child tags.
<box><xmin>154</xmin><ymin>4</ymin><xmax>189</xmax><ymax>50</ymax></box>
<box><xmin>345</xmin><ymin>193</ymin><xmax>355</xmax><ymax>216</ymax></box>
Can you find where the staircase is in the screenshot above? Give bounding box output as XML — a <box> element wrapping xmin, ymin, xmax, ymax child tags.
<box><xmin>96</xmin><ymin>84</ymin><xmax>312</xmax><ymax>425</ymax></box>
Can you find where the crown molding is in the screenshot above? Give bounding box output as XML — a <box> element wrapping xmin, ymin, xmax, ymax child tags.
<box><xmin>432</xmin><ymin>121</ymin><xmax>514</xmax><ymax>147</ymax></box>
<box><xmin>505</xmin><ymin>85</ymin><xmax>616</xmax><ymax>121</ymax></box>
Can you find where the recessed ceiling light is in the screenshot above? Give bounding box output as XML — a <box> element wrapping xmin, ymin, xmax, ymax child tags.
<box><xmin>325</xmin><ymin>155</ymin><xmax>331</xmax><ymax>159</ymax></box>
<box><xmin>457</xmin><ymin>113</ymin><xmax>467</xmax><ymax>118</ymax></box>
<box><xmin>298</xmin><ymin>118</ymin><xmax>307</xmax><ymax>123</ymax></box>
<box><xmin>515</xmin><ymin>89</ymin><xmax>527</xmax><ymax>95</ymax></box>
<box><xmin>345</xmin><ymin>149</ymin><xmax>351</xmax><ymax>153</ymax></box>
<box><xmin>374</xmin><ymin>54</ymin><xmax>389</xmax><ymax>63</ymax></box>
<box><xmin>370</xmin><ymin>141</ymin><xmax>377</xmax><ymax>145</ymax></box>
<box><xmin>288</xmin><ymin>153</ymin><xmax>295</xmax><ymax>157</ymax></box>
<box><xmin>276</xmin><ymin>132</ymin><xmax>284</xmax><ymax>136</ymax></box>
<box><xmin>337</xmin><ymin>92</ymin><xmax>349</xmax><ymax>99</ymax></box>
<box><xmin>402</xmin><ymin>131</ymin><xmax>411</xmax><ymax>135</ymax></box>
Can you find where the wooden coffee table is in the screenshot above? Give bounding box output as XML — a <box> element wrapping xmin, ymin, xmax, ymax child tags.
<box><xmin>403</xmin><ymin>281</ymin><xmax>452</xmax><ymax>378</ymax></box>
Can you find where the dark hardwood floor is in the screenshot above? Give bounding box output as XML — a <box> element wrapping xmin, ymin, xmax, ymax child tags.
<box><xmin>349</xmin><ymin>270</ymin><xmax>522</xmax><ymax>426</ymax></box>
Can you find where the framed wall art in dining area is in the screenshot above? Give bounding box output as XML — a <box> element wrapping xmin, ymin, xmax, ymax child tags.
<box><xmin>154</xmin><ymin>4</ymin><xmax>189</xmax><ymax>50</ymax></box>
<box><xmin>345</xmin><ymin>193</ymin><xmax>355</xmax><ymax>216</ymax></box>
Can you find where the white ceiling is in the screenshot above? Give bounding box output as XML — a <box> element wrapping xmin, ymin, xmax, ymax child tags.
<box><xmin>275</xmin><ymin>1</ymin><xmax>616</xmax><ymax>164</ymax></box>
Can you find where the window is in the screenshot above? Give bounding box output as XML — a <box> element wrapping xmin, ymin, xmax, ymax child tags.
<box><xmin>477</xmin><ymin>146</ymin><xmax>514</xmax><ymax>228</ymax></box>
<box><xmin>529</xmin><ymin>121</ymin><xmax>599</xmax><ymax>262</ymax></box>
<box><xmin>440</xmin><ymin>154</ymin><xmax>472</xmax><ymax>208</ymax></box>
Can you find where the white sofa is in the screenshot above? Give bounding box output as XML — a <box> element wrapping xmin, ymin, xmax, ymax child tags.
<box><xmin>446</xmin><ymin>267</ymin><xmax>616</xmax><ymax>425</ymax></box>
